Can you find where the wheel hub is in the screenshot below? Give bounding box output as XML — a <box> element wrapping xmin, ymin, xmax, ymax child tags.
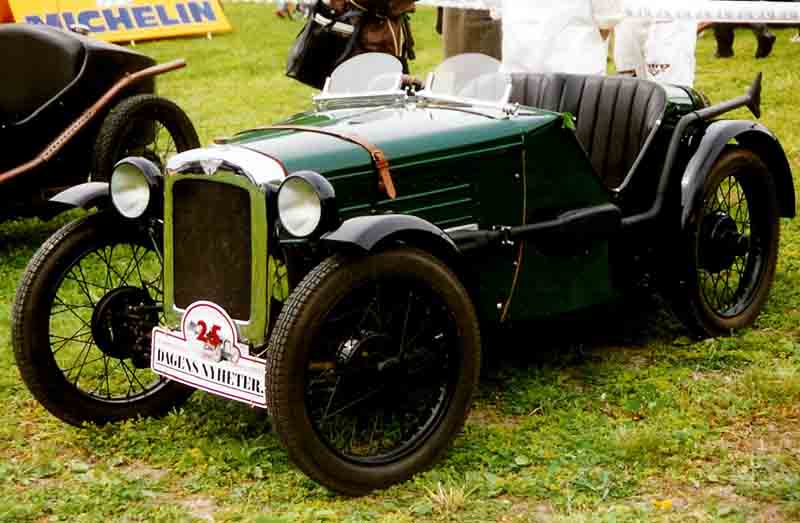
<box><xmin>701</xmin><ymin>211</ymin><xmax>750</xmax><ymax>273</ymax></box>
<box><xmin>91</xmin><ymin>286</ymin><xmax>158</xmax><ymax>366</ymax></box>
<box><xmin>336</xmin><ymin>332</ymin><xmax>396</xmax><ymax>368</ymax></box>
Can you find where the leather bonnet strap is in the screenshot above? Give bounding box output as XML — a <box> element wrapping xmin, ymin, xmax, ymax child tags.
<box><xmin>265</xmin><ymin>125</ymin><xmax>397</xmax><ymax>199</ymax></box>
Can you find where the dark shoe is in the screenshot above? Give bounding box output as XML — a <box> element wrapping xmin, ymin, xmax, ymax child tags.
<box><xmin>756</xmin><ymin>33</ymin><xmax>776</xmax><ymax>58</ymax></box>
<box><xmin>715</xmin><ymin>47</ymin><xmax>734</xmax><ymax>58</ymax></box>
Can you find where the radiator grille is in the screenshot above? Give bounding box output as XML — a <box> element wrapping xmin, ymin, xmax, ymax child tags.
<box><xmin>172</xmin><ymin>179</ymin><xmax>252</xmax><ymax>321</ymax></box>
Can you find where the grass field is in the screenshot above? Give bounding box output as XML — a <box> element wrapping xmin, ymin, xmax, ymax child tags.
<box><xmin>3</xmin><ymin>6</ymin><xmax>800</xmax><ymax>522</ymax></box>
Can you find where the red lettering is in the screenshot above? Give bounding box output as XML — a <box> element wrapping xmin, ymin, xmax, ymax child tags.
<box><xmin>207</xmin><ymin>325</ymin><xmax>222</xmax><ymax>347</ymax></box>
<box><xmin>196</xmin><ymin>321</ymin><xmax>222</xmax><ymax>347</ymax></box>
<box><xmin>196</xmin><ymin>320</ymin><xmax>208</xmax><ymax>342</ymax></box>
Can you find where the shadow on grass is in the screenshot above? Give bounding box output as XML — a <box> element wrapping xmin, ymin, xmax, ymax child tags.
<box><xmin>0</xmin><ymin>212</ymin><xmax>84</xmax><ymax>257</ymax></box>
<box><xmin>483</xmin><ymin>289</ymin><xmax>684</xmax><ymax>373</ymax></box>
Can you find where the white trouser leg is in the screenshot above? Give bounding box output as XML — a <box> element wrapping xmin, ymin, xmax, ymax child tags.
<box><xmin>613</xmin><ymin>20</ymin><xmax>697</xmax><ymax>87</ymax></box>
<box><xmin>643</xmin><ymin>21</ymin><xmax>697</xmax><ymax>87</ymax></box>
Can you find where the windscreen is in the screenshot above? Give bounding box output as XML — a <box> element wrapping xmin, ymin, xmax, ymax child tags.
<box><xmin>427</xmin><ymin>53</ymin><xmax>510</xmax><ymax>103</ymax></box>
<box><xmin>326</xmin><ymin>53</ymin><xmax>403</xmax><ymax>95</ymax></box>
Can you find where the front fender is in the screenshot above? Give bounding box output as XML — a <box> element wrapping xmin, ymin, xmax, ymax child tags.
<box><xmin>45</xmin><ymin>181</ymin><xmax>109</xmax><ymax>218</ymax></box>
<box><xmin>321</xmin><ymin>215</ymin><xmax>461</xmax><ymax>262</ymax></box>
<box><xmin>681</xmin><ymin>120</ymin><xmax>795</xmax><ymax>228</ymax></box>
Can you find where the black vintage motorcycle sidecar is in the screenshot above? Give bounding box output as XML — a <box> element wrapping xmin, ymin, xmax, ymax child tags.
<box><xmin>0</xmin><ymin>23</ymin><xmax>200</xmax><ymax>222</ymax></box>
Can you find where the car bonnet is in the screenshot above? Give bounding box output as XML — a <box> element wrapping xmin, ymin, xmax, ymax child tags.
<box><xmin>227</xmin><ymin>105</ymin><xmax>559</xmax><ymax>176</ymax></box>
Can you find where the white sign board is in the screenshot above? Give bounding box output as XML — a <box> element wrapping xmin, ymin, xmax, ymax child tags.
<box><xmin>152</xmin><ymin>301</ymin><xmax>267</xmax><ymax>407</ymax></box>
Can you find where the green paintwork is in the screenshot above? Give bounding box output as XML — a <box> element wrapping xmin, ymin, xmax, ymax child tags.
<box><xmin>509</xmin><ymin>123</ymin><xmax>616</xmax><ymax>319</ymax></box>
<box><xmin>233</xmin><ymin>106</ymin><xmax>554</xmax><ymax>178</ymax></box>
<box><xmin>161</xmin><ymin>86</ymin><xmax>703</xmax><ymax>335</ymax></box>
<box><xmin>163</xmin><ymin>172</ymin><xmax>271</xmax><ymax>347</ymax></box>
<box><xmin>229</xmin><ymin>104</ymin><xmax>616</xmax><ymax>322</ymax></box>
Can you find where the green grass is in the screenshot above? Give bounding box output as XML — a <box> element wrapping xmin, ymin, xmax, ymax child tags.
<box><xmin>3</xmin><ymin>7</ymin><xmax>800</xmax><ymax>521</ymax></box>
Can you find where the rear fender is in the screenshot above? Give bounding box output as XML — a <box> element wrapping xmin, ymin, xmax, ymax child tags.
<box><xmin>681</xmin><ymin>120</ymin><xmax>795</xmax><ymax>229</ymax></box>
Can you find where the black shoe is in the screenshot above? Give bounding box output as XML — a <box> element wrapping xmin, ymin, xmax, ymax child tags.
<box><xmin>715</xmin><ymin>47</ymin><xmax>734</xmax><ymax>58</ymax></box>
<box><xmin>756</xmin><ymin>33</ymin><xmax>776</xmax><ymax>58</ymax></box>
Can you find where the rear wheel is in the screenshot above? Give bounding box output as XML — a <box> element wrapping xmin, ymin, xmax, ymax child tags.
<box><xmin>92</xmin><ymin>94</ymin><xmax>199</xmax><ymax>182</ymax></box>
<box><xmin>265</xmin><ymin>248</ymin><xmax>481</xmax><ymax>495</ymax></box>
<box><xmin>675</xmin><ymin>148</ymin><xmax>780</xmax><ymax>337</ymax></box>
<box><xmin>12</xmin><ymin>212</ymin><xmax>192</xmax><ymax>426</ymax></box>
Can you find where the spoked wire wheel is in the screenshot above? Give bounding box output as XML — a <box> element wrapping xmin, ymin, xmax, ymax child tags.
<box><xmin>306</xmin><ymin>277</ymin><xmax>458</xmax><ymax>463</ymax></box>
<box><xmin>92</xmin><ymin>94</ymin><xmax>200</xmax><ymax>182</ymax></box>
<box><xmin>681</xmin><ymin>148</ymin><xmax>780</xmax><ymax>336</ymax></box>
<box><xmin>266</xmin><ymin>248</ymin><xmax>481</xmax><ymax>495</ymax></box>
<box><xmin>13</xmin><ymin>212</ymin><xmax>192</xmax><ymax>426</ymax></box>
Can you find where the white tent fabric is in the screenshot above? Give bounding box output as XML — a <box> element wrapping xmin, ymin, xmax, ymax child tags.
<box><xmin>418</xmin><ymin>0</ymin><xmax>800</xmax><ymax>24</ymax></box>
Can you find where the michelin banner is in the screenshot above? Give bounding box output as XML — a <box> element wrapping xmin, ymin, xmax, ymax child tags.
<box><xmin>8</xmin><ymin>0</ymin><xmax>232</xmax><ymax>41</ymax></box>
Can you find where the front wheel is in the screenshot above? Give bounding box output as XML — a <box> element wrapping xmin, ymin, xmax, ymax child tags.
<box><xmin>265</xmin><ymin>248</ymin><xmax>481</xmax><ymax>495</ymax></box>
<box><xmin>674</xmin><ymin>148</ymin><xmax>780</xmax><ymax>337</ymax></box>
<box><xmin>12</xmin><ymin>212</ymin><xmax>193</xmax><ymax>426</ymax></box>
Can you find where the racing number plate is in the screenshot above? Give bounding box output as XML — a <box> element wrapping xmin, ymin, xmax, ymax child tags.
<box><xmin>151</xmin><ymin>301</ymin><xmax>267</xmax><ymax>407</ymax></box>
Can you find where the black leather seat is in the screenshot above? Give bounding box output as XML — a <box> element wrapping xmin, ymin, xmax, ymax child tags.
<box><xmin>510</xmin><ymin>74</ymin><xmax>667</xmax><ymax>188</ymax></box>
<box><xmin>0</xmin><ymin>24</ymin><xmax>86</xmax><ymax>124</ymax></box>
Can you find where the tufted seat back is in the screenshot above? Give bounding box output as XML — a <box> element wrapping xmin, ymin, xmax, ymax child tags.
<box><xmin>510</xmin><ymin>74</ymin><xmax>668</xmax><ymax>188</ymax></box>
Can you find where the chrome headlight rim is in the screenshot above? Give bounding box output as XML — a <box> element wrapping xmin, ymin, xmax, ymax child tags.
<box><xmin>277</xmin><ymin>171</ymin><xmax>338</xmax><ymax>239</ymax></box>
<box><xmin>110</xmin><ymin>157</ymin><xmax>162</xmax><ymax>220</ymax></box>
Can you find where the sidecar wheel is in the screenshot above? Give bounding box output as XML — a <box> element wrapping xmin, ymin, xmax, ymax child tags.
<box><xmin>266</xmin><ymin>248</ymin><xmax>481</xmax><ymax>495</ymax></box>
<box><xmin>677</xmin><ymin>148</ymin><xmax>780</xmax><ymax>337</ymax></box>
<box><xmin>92</xmin><ymin>94</ymin><xmax>199</xmax><ymax>182</ymax></box>
<box><xmin>12</xmin><ymin>212</ymin><xmax>193</xmax><ymax>426</ymax></box>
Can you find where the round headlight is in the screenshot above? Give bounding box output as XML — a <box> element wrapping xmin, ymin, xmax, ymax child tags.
<box><xmin>110</xmin><ymin>157</ymin><xmax>160</xmax><ymax>219</ymax></box>
<box><xmin>277</xmin><ymin>176</ymin><xmax>322</xmax><ymax>237</ymax></box>
<box><xmin>277</xmin><ymin>172</ymin><xmax>338</xmax><ymax>239</ymax></box>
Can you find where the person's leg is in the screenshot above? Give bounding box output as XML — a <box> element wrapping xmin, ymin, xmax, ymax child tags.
<box><xmin>751</xmin><ymin>24</ymin><xmax>776</xmax><ymax>58</ymax></box>
<box><xmin>613</xmin><ymin>19</ymin><xmax>646</xmax><ymax>77</ymax></box>
<box><xmin>643</xmin><ymin>21</ymin><xmax>697</xmax><ymax>86</ymax></box>
<box><xmin>714</xmin><ymin>24</ymin><xmax>735</xmax><ymax>58</ymax></box>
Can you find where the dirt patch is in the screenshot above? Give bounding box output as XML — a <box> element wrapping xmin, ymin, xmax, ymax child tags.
<box><xmin>468</xmin><ymin>405</ymin><xmax>525</xmax><ymax>429</ymax></box>
<box><xmin>179</xmin><ymin>495</ymin><xmax>217</xmax><ymax>522</ymax></box>
<box><xmin>123</xmin><ymin>462</ymin><xmax>169</xmax><ymax>482</ymax></box>
<box><xmin>496</xmin><ymin>498</ymin><xmax>554</xmax><ymax>522</ymax></box>
<box><xmin>717</xmin><ymin>406</ymin><xmax>800</xmax><ymax>458</ymax></box>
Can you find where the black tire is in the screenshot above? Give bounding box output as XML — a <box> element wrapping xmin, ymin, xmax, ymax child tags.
<box><xmin>91</xmin><ymin>94</ymin><xmax>200</xmax><ymax>182</ymax></box>
<box><xmin>265</xmin><ymin>248</ymin><xmax>481</xmax><ymax>495</ymax></box>
<box><xmin>675</xmin><ymin>148</ymin><xmax>780</xmax><ymax>337</ymax></box>
<box><xmin>12</xmin><ymin>212</ymin><xmax>193</xmax><ymax>426</ymax></box>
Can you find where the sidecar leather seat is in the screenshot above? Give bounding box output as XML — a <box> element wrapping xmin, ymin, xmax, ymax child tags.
<box><xmin>0</xmin><ymin>24</ymin><xmax>86</xmax><ymax>125</ymax></box>
<box><xmin>510</xmin><ymin>74</ymin><xmax>667</xmax><ymax>189</ymax></box>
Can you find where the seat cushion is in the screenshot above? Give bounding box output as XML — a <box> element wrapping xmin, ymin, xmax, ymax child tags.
<box><xmin>0</xmin><ymin>24</ymin><xmax>85</xmax><ymax>124</ymax></box>
<box><xmin>510</xmin><ymin>74</ymin><xmax>667</xmax><ymax>188</ymax></box>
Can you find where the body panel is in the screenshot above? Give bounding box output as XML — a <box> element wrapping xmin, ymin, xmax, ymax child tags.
<box><xmin>162</xmin><ymin>80</ymin><xmax>719</xmax><ymax>334</ymax></box>
<box><xmin>508</xmin><ymin>122</ymin><xmax>615</xmax><ymax>320</ymax></box>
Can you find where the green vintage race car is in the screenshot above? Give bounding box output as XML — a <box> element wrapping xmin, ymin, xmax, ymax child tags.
<box><xmin>12</xmin><ymin>54</ymin><xmax>795</xmax><ymax>494</ymax></box>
